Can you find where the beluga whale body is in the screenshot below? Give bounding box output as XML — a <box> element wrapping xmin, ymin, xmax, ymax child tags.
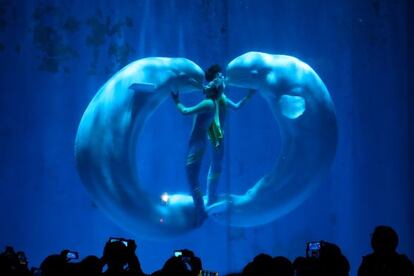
<box><xmin>206</xmin><ymin>51</ymin><xmax>337</xmax><ymax>226</ymax></box>
<box><xmin>75</xmin><ymin>57</ymin><xmax>205</xmax><ymax>239</ymax></box>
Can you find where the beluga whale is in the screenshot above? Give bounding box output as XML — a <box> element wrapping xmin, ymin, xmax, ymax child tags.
<box><xmin>75</xmin><ymin>57</ymin><xmax>206</xmax><ymax>239</ymax></box>
<box><xmin>206</xmin><ymin>51</ymin><xmax>337</xmax><ymax>226</ymax></box>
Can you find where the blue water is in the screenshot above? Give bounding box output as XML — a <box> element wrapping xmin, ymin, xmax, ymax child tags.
<box><xmin>0</xmin><ymin>0</ymin><xmax>413</xmax><ymax>275</ymax></box>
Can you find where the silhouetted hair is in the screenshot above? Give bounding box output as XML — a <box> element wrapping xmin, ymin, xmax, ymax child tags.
<box><xmin>371</xmin><ymin>225</ymin><xmax>399</xmax><ymax>254</ymax></box>
<box><xmin>205</xmin><ymin>64</ymin><xmax>222</xmax><ymax>81</ymax></box>
<box><xmin>273</xmin><ymin>256</ymin><xmax>294</xmax><ymax>276</ymax></box>
<box><xmin>161</xmin><ymin>256</ymin><xmax>191</xmax><ymax>275</ymax></box>
<box><xmin>102</xmin><ymin>240</ymin><xmax>129</xmax><ymax>269</ymax></box>
<box><xmin>79</xmin><ymin>255</ymin><xmax>103</xmax><ymax>275</ymax></box>
<box><xmin>40</xmin><ymin>254</ymin><xmax>67</xmax><ymax>276</ymax></box>
<box><xmin>358</xmin><ymin>225</ymin><xmax>414</xmax><ymax>276</ymax></box>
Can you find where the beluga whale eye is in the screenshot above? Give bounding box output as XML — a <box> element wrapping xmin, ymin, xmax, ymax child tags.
<box><xmin>250</xmin><ymin>69</ymin><xmax>259</xmax><ymax>76</ymax></box>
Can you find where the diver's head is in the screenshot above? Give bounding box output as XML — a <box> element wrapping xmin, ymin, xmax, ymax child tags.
<box><xmin>203</xmin><ymin>73</ymin><xmax>225</xmax><ymax>100</ymax></box>
<box><xmin>205</xmin><ymin>64</ymin><xmax>223</xmax><ymax>82</ymax></box>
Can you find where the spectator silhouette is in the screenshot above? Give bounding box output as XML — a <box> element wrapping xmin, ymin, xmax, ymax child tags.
<box><xmin>157</xmin><ymin>256</ymin><xmax>191</xmax><ymax>276</ymax></box>
<box><xmin>242</xmin><ymin>254</ymin><xmax>294</xmax><ymax>276</ymax></box>
<box><xmin>242</xmin><ymin>253</ymin><xmax>274</xmax><ymax>276</ymax></box>
<box><xmin>39</xmin><ymin>249</ymin><xmax>84</xmax><ymax>276</ymax></box>
<box><xmin>273</xmin><ymin>256</ymin><xmax>294</xmax><ymax>276</ymax></box>
<box><xmin>79</xmin><ymin>255</ymin><xmax>103</xmax><ymax>275</ymax></box>
<box><xmin>102</xmin><ymin>239</ymin><xmax>144</xmax><ymax>276</ymax></box>
<box><xmin>292</xmin><ymin>241</ymin><xmax>349</xmax><ymax>276</ymax></box>
<box><xmin>358</xmin><ymin>225</ymin><xmax>414</xmax><ymax>276</ymax></box>
<box><xmin>293</xmin><ymin>256</ymin><xmax>312</xmax><ymax>276</ymax></box>
<box><xmin>40</xmin><ymin>254</ymin><xmax>69</xmax><ymax>276</ymax></box>
<box><xmin>152</xmin><ymin>249</ymin><xmax>202</xmax><ymax>276</ymax></box>
<box><xmin>319</xmin><ymin>242</ymin><xmax>349</xmax><ymax>276</ymax></box>
<box><xmin>0</xmin><ymin>246</ymin><xmax>31</xmax><ymax>276</ymax></box>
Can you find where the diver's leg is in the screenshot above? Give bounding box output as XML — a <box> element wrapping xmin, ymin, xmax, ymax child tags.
<box><xmin>186</xmin><ymin>139</ymin><xmax>207</xmax><ymax>225</ymax></box>
<box><xmin>207</xmin><ymin>143</ymin><xmax>224</xmax><ymax>206</ymax></box>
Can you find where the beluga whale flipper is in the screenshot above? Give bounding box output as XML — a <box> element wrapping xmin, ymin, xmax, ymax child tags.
<box><xmin>207</xmin><ymin>51</ymin><xmax>338</xmax><ymax>226</ymax></box>
<box><xmin>75</xmin><ymin>57</ymin><xmax>205</xmax><ymax>239</ymax></box>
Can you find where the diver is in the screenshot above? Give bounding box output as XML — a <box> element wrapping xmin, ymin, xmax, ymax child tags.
<box><xmin>171</xmin><ymin>64</ymin><xmax>255</xmax><ymax>226</ymax></box>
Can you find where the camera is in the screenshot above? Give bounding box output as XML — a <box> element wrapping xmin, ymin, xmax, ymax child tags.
<box><xmin>109</xmin><ymin>237</ymin><xmax>129</xmax><ymax>247</ymax></box>
<box><xmin>306</xmin><ymin>241</ymin><xmax>322</xmax><ymax>258</ymax></box>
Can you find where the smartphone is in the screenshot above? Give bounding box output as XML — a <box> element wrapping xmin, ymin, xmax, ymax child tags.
<box><xmin>65</xmin><ymin>251</ymin><xmax>79</xmax><ymax>260</ymax></box>
<box><xmin>306</xmin><ymin>241</ymin><xmax>321</xmax><ymax>258</ymax></box>
<box><xmin>109</xmin><ymin>237</ymin><xmax>128</xmax><ymax>247</ymax></box>
<box><xmin>174</xmin><ymin>250</ymin><xmax>183</xmax><ymax>257</ymax></box>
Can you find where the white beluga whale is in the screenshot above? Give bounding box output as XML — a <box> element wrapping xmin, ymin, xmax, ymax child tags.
<box><xmin>206</xmin><ymin>52</ymin><xmax>337</xmax><ymax>226</ymax></box>
<box><xmin>75</xmin><ymin>57</ymin><xmax>205</xmax><ymax>239</ymax></box>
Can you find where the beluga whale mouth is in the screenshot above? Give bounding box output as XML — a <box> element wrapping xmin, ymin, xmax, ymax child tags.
<box><xmin>74</xmin><ymin>52</ymin><xmax>337</xmax><ymax>239</ymax></box>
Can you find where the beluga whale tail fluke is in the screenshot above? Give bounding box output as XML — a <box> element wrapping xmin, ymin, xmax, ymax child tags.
<box><xmin>206</xmin><ymin>51</ymin><xmax>337</xmax><ymax>226</ymax></box>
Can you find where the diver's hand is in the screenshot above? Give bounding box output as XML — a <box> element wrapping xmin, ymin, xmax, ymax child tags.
<box><xmin>171</xmin><ymin>90</ymin><xmax>180</xmax><ymax>104</ymax></box>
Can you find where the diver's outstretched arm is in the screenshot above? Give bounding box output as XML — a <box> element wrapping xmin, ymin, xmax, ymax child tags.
<box><xmin>225</xmin><ymin>89</ymin><xmax>256</xmax><ymax>110</ymax></box>
<box><xmin>171</xmin><ymin>91</ymin><xmax>214</xmax><ymax>115</ymax></box>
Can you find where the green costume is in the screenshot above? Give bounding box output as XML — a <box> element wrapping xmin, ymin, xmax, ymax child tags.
<box><xmin>207</xmin><ymin>88</ymin><xmax>226</xmax><ymax>148</ymax></box>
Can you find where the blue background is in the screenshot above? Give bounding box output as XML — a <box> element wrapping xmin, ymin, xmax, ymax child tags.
<box><xmin>0</xmin><ymin>0</ymin><xmax>413</xmax><ymax>274</ymax></box>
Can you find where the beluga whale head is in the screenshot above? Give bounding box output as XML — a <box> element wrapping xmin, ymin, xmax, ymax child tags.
<box><xmin>226</xmin><ymin>51</ymin><xmax>275</xmax><ymax>90</ymax></box>
<box><xmin>167</xmin><ymin>58</ymin><xmax>205</xmax><ymax>92</ymax></box>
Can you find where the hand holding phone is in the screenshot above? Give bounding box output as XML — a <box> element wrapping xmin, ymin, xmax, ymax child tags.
<box><xmin>306</xmin><ymin>241</ymin><xmax>322</xmax><ymax>258</ymax></box>
<box><xmin>109</xmin><ymin>237</ymin><xmax>128</xmax><ymax>247</ymax></box>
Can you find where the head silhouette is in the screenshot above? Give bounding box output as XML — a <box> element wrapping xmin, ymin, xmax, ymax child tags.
<box><xmin>273</xmin><ymin>256</ymin><xmax>294</xmax><ymax>276</ymax></box>
<box><xmin>102</xmin><ymin>240</ymin><xmax>129</xmax><ymax>271</ymax></box>
<box><xmin>79</xmin><ymin>255</ymin><xmax>103</xmax><ymax>275</ymax></box>
<box><xmin>243</xmin><ymin>253</ymin><xmax>274</xmax><ymax>275</ymax></box>
<box><xmin>161</xmin><ymin>256</ymin><xmax>191</xmax><ymax>276</ymax></box>
<box><xmin>371</xmin><ymin>225</ymin><xmax>399</xmax><ymax>255</ymax></box>
<box><xmin>40</xmin><ymin>254</ymin><xmax>67</xmax><ymax>276</ymax></box>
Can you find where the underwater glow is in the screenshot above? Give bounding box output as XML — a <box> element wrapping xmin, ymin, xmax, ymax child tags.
<box><xmin>161</xmin><ymin>193</ymin><xmax>169</xmax><ymax>203</ymax></box>
<box><xmin>75</xmin><ymin>52</ymin><xmax>337</xmax><ymax>238</ymax></box>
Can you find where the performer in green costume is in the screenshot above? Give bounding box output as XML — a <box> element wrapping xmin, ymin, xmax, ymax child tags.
<box><xmin>171</xmin><ymin>64</ymin><xmax>255</xmax><ymax>226</ymax></box>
